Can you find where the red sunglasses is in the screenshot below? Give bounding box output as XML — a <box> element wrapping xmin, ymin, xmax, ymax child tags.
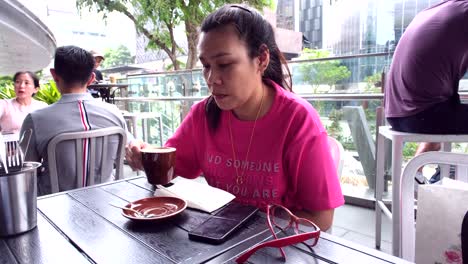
<box><xmin>236</xmin><ymin>204</ymin><xmax>321</xmax><ymax>263</ymax></box>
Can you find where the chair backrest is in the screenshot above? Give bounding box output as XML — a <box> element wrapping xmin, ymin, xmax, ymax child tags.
<box><xmin>400</xmin><ymin>151</ymin><xmax>468</xmax><ymax>261</ymax></box>
<box><xmin>327</xmin><ymin>136</ymin><xmax>344</xmax><ymax>178</ymax></box>
<box><xmin>342</xmin><ymin>106</ymin><xmax>376</xmax><ymax>188</ymax></box>
<box><xmin>47</xmin><ymin>127</ymin><xmax>126</xmax><ymax>194</ymax></box>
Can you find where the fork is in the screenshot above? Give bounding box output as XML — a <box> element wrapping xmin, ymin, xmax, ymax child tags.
<box><xmin>6</xmin><ymin>141</ymin><xmax>23</xmax><ymax>172</ymax></box>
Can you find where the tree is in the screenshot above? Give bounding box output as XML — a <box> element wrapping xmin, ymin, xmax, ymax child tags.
<box><xmin>102</xmin><ymin>45</ymin><xmax>134</xmax><ymax>68</ymax></box>
<box><xmin>364</xmin><ymin>72</ymin><xmax>382</xmax><ymax>93</ymax></box>
<box><xmin>76</xmin><ymin>0</ymin><xmax>272</xmax><ymax>70</ymax></box>
<box><xmin>297</xmin><ymin>49</ymin><xmax>351</xmax><ymax>92</ymax></box>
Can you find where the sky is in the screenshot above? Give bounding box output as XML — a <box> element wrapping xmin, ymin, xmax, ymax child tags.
<box><xmin>17</xmin><ymin>0</ymin><xmax>137</xmax><ymax>55</ymax></box>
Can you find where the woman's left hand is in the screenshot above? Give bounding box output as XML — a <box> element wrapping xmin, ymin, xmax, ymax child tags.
<box><xmin>125</xmin><ymin>139</ymin><xmax>148</xmax><ymax>171</ymax></box>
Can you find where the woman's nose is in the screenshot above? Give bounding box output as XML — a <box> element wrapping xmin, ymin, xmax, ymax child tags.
<box><xmin>206</xmin><ymin>69</ymin><xmax>221</xmax><ymax>85</ymax></box>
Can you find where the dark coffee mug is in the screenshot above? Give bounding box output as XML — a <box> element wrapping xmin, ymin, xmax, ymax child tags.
<box><xmin>141</xmin><ymin>147</ymin><xmax>176</xmax><ymax>185</ymax></box>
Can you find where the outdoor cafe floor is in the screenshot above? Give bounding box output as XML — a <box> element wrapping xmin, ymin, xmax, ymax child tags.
<box><xmin>122</xmin><ymin>165</ymin><xmax>394</xmax><ymax>255</ymax></box>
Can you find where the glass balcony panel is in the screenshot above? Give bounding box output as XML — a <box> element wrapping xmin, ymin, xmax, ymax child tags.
<box><xmin>113</xmin><ymin>53</ymin><xmax>468</xmax><ymax>204</ymax></box>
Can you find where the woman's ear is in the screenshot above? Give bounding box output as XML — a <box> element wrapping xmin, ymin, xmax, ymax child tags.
<box><xmin>258</xmin><ymin>44</ymin><xmax>270</xmax><ymax>75</ymax></box>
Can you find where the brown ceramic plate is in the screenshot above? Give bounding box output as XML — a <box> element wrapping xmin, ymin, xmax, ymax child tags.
<box><xmin>122</xmin><ymin>196</ymin><xmax>187</xmax><ymax>221</ymax></box>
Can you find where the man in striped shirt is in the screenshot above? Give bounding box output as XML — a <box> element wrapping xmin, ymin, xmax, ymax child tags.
<box><xmin>20</xmin><ymin>45</ymin><xmax>142</xmax><ymax>195</ymax></box>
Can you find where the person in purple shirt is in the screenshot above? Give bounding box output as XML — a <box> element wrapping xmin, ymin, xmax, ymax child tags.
<box><xmin>385</xmin><ymin>0</ymin><xmax>468</xmax><ymax>184</ymax></box>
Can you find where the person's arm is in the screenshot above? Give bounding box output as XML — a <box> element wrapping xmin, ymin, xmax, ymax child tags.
<box><xmin>125</xmin><ymin>102</ymin><xmax>204</xmax><ymax>179</ymax></box>
<box><xmin>119</xmin><ymin>107</ymin><xmax>150</xmax><ymax>170</ymax></box>
<box><xmin>123</xmin><ymin>121</ymin><xmax>138</xmax><ymax>147</ymax></box>
<box><xmin>285</xmin><ymin>131</ymin><xmax>339</xmax><ymax>231</ymax></box>
<box><xmin>282</xmin><ymin>107</ymin><xmax>344</xmax><ymax>232</ymax></box>
<box><xmin>125</xmin><ymin>139</ymin><xmax>148</xmax><ymax>170</ymax></box>
<box><xmin>293</xmin><ymin>209</ymin><xmax>335</xmax><ymax>231</ymax></box>
<box><xmin>122</xmin><ymin>121</ymin><xmax>148</xmax><ymax>170</ymax></box>
<box><xmin>164</xmin><ymin>107</ymin><xmax>203</xmax><ymax>179</ymax></box>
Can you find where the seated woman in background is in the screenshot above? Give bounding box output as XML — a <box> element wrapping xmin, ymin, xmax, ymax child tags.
<box><xmin>127</xmin><ymin>4</ymin><xmax>344</xmax><ymax>231</ymax></box>
<box><xmin>0</xmin><ymin>71</ymin><xmax>48</xmax><ymax>133</ymax></box>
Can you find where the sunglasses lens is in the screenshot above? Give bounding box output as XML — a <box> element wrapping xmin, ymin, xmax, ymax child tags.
<box><xmin>270</xmin><ymin>205</ymin><xmax>292</xmax><ymax>230</ymax></box>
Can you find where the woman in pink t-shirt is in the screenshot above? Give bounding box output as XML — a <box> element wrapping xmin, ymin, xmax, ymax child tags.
<box><xmin>0</xmin><ymin>71</ymin><xmax>48</xmax><ymax>133</ymax></box>
<box><xmin>127</xmin><ymin>4</ymin><xmax>344</xmax><ymax>231</ymax></box>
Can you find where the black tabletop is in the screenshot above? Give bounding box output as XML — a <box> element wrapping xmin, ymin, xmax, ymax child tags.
<box><xmin>0</xmin><ymin>177</ymin><xmax>412</xmax><ymax>264</ymax></box>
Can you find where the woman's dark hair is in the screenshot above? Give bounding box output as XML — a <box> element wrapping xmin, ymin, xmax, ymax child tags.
<box><xmin>201</xmin><ymin>4</ymin><xmax>292</xmax><ymax>132</ymax></box>
<box><xmin>13</xmin><ymin>71</ymin><xmax>40</xmax><ymax>88</ymax></box>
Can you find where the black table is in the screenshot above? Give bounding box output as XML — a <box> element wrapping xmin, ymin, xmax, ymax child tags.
<box><xmin>87</xmin><ymin>83</ymin><xmax>128</xmax><ymax>103</ymax></box>
<box><xmin>0</xmin><ymin>177</ymin><xmax>412</xmax><ymax>263</ymax></box>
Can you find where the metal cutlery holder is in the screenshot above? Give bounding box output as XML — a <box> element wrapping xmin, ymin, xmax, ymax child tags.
<box><xmin>0</xmin><ymin>162</ymin><xmax>41</xmax><ymax>236</ymax></box>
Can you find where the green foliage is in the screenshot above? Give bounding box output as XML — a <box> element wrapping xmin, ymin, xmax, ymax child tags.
<box><xmin>0</xmin><ymin>73</ymin><xmax>60</xmax><ymax>104</ymax></box>
<box><xmin>297</xmin><ymin>49</ymin><xmax>351</xmax><ymax>92</ymax></box>
<box><xmin>0</xmin><ymin>75</ymin><xmax>13</xmax><ymax>91</ymax></box>
<box><xmin>76</xmin><ymin>0</ymin><xmax>272</xmax><ymax>70</ymax></box>
<box><xmin>102</xmin><ymin>45</ymin><xmax>134</xmax><ymax>68</ymax></box>
<box><xmin>326</xmin><ymin>109</ymin><xmax>343</xmax><ymax>139</ymax></box>
<box><xmin>34</xmin><ymin>80</ymin><xmax>61</xmax><ymax>105</ymax></box>
<box><xmin>325</xmin><ymin>109</ymin><xmax>355</xmax><ymax>151</ymax></box>
<box><xmin>364</xmin><ymin>72</ymin><xmax>382</xmax><ymax>93</ymax></box>
<box><xmin>341</xmin><ymin>137</ymin><xmax>356</xmax><ymax>151</ymax></box>
<box><xmin>165</xmin><ymin>59</ymin><xmax>186</xmax><ymax>71</ymax></box>
<box><xmin>364</xmin><ymin>107</ymin><xmax>377</xmax><ymax>137</ymax></box>
<box><xmin>0</xmin><ymin>83</ymin><xmax>16</xmax><ymax>99</ymax></box>
<box><xmin>403</xmin><ymin>142</ymin><xmax>418</xmax><ymax>161</ymax></box>
<box><xmin>0</xmin><ymin>74</ymin><xmax>15</xmax><ymax>100</ymax></box>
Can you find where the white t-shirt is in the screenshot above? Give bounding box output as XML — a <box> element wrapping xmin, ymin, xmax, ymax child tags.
<box><xmin>0</xmin><ymin>98</ymin><xmax>48</xmax><ymax>133</ymax></box>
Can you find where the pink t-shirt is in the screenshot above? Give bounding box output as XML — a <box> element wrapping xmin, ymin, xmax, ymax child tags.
<box><xmin>166</xmin><ymin>82</ymin><xmax>344</xmax><ymax>212</ymax></box>
<box><xmin>0</xmin><ymin>98</ymin><xmax>48</xmax><ymax>133</ymax></box>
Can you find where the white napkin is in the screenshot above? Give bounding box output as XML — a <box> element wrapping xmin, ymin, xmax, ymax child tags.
<box><xmin>438</xmin><ymin>177</ymin><xmax>468</xmax><ymax>190</ymax></box>
<box><xmin>154</xmin><ymin>177</ymin><xmax>235</xmax><ymax>213</ymax></box>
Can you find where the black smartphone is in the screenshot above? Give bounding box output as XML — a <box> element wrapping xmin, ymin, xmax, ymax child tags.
<box><xmin>188</xmin><ymin>203</ymin><xmax>258</xmax><ymax>244</ymax></box>
<box><xmin>215</xmin><ymin>202</ymin><xmax>258</xmax><ymax>221</ymax></box>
